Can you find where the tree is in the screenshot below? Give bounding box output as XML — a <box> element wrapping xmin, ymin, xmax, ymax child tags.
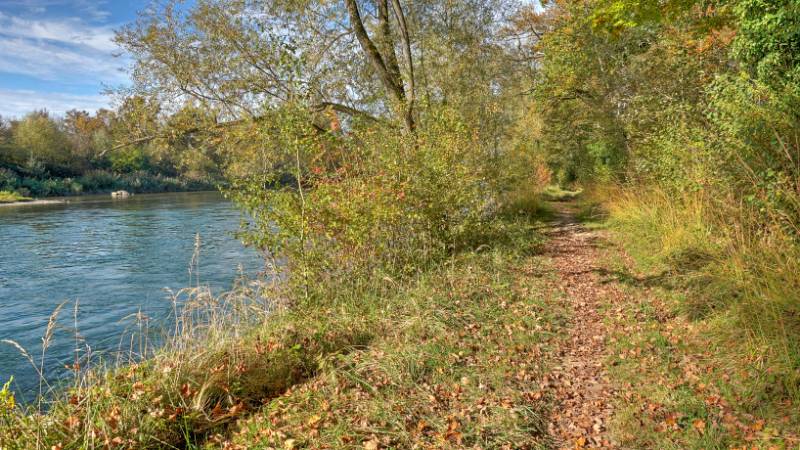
<box><xmin>12</xmin><ymin>111</ymin><xmax>71</xmax><ymax>174</ymax></box>
<box><xmin>63</xmin><ymin>110</ymin><xmax>105</xmax><ymax>167</ymax></box>
<box><xmin>114</xmin><ymin>0</ymin><xmax>527</xmax><ymax>141</ymax></box>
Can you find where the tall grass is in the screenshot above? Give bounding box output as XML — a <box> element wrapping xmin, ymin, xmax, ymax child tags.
<box><xmin>603</xmin><ymin>186</ymin><xmax>800</xmax><ymax>404</ymax></box>
<box><xmin>0</xmin><ymin>273</ymin><xmax>327</xmax><ymax>448</ymax></box>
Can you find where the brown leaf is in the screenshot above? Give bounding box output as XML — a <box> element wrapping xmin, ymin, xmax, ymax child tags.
<box><xmin>180</xmin><ymin>383</ymin><xmax>195</xmax><ymax>398</ymax></box>
<box><xmin>64</xmin><ymin>415</ymin><xmax>80</xmax><ymax>430</ymax></box>
<box><xmin>167</xmin><ymin>407</ymin><xmax>185</xmax><ymax>421</ymax></box>
<box><xmin>363</xmin><ymin>437</ymin><xmax>380</xmax><ymax>450</ymax></box>
<box><xmin>307</xmin><ymin>414</ymin><xmax>322</xmax><ymax>428</ymax></box>
<box><xmin>228</xmin><ymin>402</ymin><xmax>245</xmax><ymax>416</ymax></box>
<box><xmin>692</xmin><ymin>419</ymin><xmax>706</xmax><ymax>434</ymax></box>
<box><xmin>211</xmin><ymin>402</ymin><xmax>225</xmax><ymax>418</ymax></box>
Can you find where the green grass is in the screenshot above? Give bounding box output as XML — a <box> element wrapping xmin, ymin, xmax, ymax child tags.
<box><xmin>0</xmin><ymin>190</ymin><xmax>32</xmax><ymax>203</ymax></box>
<box><xmin>540</xmin><ymin>185</ymin><xmax>582</xmax><ymax>202</ymax></box>
<box><xmin>226</xmin><ymin>230</ymin><xmax>563</xmax><ymax>449</ymax></box>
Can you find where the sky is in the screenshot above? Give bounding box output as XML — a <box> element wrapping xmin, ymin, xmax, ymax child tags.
<box><xmin>0</xmin><ymin>0</ymin><xmax>147</xmax><ymax>118</ymax></box>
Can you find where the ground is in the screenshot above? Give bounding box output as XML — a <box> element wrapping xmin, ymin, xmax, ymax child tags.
<box><xmin>539</xmin><ymin>204</ymin><xmax>617</xmax><ymax>448</ymax></box>
<box><xmin>538</xmin><ymin>201</ymin><xmax>798</xmax><ymax>449</ymax></box>
<box><xmin>218</xmin><ymin>199</ymin><xmax>800</xmax><ymax>449</ymax></box>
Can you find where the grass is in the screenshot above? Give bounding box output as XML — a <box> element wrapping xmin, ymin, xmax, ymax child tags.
<box><xmin>0</xmin><ymin>190</ymin><xmax>32</xmax><ymax>203</ymax></box>
<box><xmin>540</xmin><ymin>185</ymin><xmax>582</xmax><ymax>202</ymax></box>
<box><xmin>225</xmin><ymin>228</ymin><xmax>563</xmax><ymax>449</ymax></box>
<box><xmin>578</xmin><ymin>186</ymin><xmax>800</xmax><ymax>448</ymax></box>
<box><xmin>0</xmin><ymin>197</ymin><xmax>559</xmax><ymax>449</ymax></box>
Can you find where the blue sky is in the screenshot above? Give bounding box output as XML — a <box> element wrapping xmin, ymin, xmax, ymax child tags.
<box><xmin>0</xmin><ymin>0</ymin><xmax>146</xmax><ymax>118</ymax></box>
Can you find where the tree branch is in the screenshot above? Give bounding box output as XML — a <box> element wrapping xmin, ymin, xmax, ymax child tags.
<box><xmin>100</xmin><ymin>101</ymin><xmax>387</xmax><ymax>156</ymax></box>
<box><xmin>312</xmin><ymin>102</ymin><xmax>383</xmax><ymax>123</ymax></box>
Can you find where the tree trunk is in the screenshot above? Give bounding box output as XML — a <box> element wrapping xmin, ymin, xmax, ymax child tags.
<box><xmin>344</xmin><ymin>0</ymin><xmax>415</xmax><ymax>132</ymax></box>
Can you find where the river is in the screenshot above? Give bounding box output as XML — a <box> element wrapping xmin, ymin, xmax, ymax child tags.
<box><xmin>0</xmin><ymin>191</ymin><xmax>263</xmax><ymax>401</ymax></box>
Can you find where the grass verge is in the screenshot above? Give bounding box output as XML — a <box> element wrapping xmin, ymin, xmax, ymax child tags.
<box><xmin>578</xmin><ymin>187</ymin><xmax>800</xmax><ymax>448</ymax></box>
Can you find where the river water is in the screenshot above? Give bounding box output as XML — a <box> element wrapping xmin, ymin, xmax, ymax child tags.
<box><xmin>0</xmin><ymin>191</ymin><xmax>263</xmax><ymax>401</ymax></box>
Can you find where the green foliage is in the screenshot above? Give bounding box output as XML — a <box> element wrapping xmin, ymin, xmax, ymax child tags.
<box><xmin>731</xmin><ymin>0</ymin><xmax>800</xmax><ymax>86</ymax></box>
<box><xmin>0</xmin><ymin>378</ymin><xmax>14</xmax><ymax>413</ymax></box>
<box><xmin>226</xmin><ymin>104</ymin><xmax>504</xmax><ymax>298</ymax></box>
<box><xmin>12</xmin><ymin>111</ymin><xmax>71</xmax><ymax>174</ymax></box>
<box><xmin>708</xmin><ymin>75</ymin><xmax>800</xmax><ymax>224</ymax></box>
<box><xmin>0</xmin><ymin>191</ymin><xmax>31</xmax><ymax>203</ymax></box>
<box><xmin>109</xmin><ymin>146</ymin><xmax>148</xmax><ymax>173</ymax></box>
<box><xmin>589</xmin><ymin>0</ymin><xmax>664</xmax><ymax>33</ymax></box>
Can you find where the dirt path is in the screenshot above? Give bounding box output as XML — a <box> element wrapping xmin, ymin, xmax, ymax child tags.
<box><xmin>541</xmin><ymin>204</ymin><xmax>619</xmax><ymax>449</ymax></box>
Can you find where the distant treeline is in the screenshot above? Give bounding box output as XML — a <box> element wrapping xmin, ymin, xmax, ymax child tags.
<box><xmin>0</xmin><ymin>97</ymin><xmax>223</xmax><ymax>197</ymax></box>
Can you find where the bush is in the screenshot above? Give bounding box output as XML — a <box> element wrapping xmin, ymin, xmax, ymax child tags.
<box><xmin>0</xmin><ymin>168</ymin><xmax>18</xmax><ymax>192</ymax></box>
<box><xmin>77</xmin><ymin>170</ymin><xmax>116</xmax><ymax>192</ymax></box>
<box><xmin>228</xmin><ymin>106</ymin><xmax>502</xmax><ymax>298</ymax></box>
<box><xmin>109</xmin><ymin>147</ymin><xmax>148</xmax><ymax>173</ymax></box>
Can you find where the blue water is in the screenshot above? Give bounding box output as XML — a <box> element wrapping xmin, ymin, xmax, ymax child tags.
<box><xmin>0</xmin><ymin>191</ymin><xmax>263</xmax><ymax>401</ymax></box>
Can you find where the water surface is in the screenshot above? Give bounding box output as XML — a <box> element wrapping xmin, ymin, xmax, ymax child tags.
<box><xmin>0</xmin><ymin>191</ymin><xmax>263</xmax><ymax>400</ymax></box>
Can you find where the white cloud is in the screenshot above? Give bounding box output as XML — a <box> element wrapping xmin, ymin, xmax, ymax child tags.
<box><xmin>0</xmin><ymin>88</ymin><xmax>110</xmax><ymax>118</ymax></box>
<box><xmin>0</xmin><ymin>2</ymin><xmax>127</xmax><ymax>117</ymax></box>
<box><xmin>0</xmin><ymin>1</ymin><xmax>111</xmax><ymax>23</ymax></box>
<box><xmin>0</xmin><ymin>12</ymin><xmax>119</xmax><ymax>52</ymax></box>
<box><xmin>0</xmin><ymin>35</ymin><xmax>127</xmax><ymax>83</ymax></box>
<box><xmin>0</xmin><ymin>10</ymin><xmax>129</xmax><ymax>86</ymax></box>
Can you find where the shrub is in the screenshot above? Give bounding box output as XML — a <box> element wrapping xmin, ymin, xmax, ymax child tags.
<box><xmin>228</xmin><ymin>105</ymin><xmax>502</xmax><ymax>298</ymax></box>
<box><xmin>110</xmin><ymin>147</ymin><xmax>148</xmax><ymax>173</ymax></box>
<box><xmin>0</xmin><ymin>168</ymin><xmax>17</xmax><ymax>190</ymax></box>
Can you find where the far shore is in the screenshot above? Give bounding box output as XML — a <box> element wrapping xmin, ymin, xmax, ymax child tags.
<box><xmin>0</xmin><ymin>199</ymin><xmax>67</xmax><ymax>208</ymax></box>
<box><xmin>0</xmin><ymin>190</ymin><xmax>225</xmax><ymax>208</ymax></box>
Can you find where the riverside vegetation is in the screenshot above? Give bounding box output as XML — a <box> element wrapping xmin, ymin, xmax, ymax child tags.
<box><xmin>0</xmin><ymin>101</ymin><xmax>221</xmax><ymax>199</ymax></box>
<box><xmin>1</xmin><ymin>0</ymin><xmax>800</xmax><ymax>448</ymax></box>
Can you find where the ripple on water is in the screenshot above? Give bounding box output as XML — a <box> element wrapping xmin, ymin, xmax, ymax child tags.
<box><xmin>0</xmin><ymin>192</ymin><xmax>262</xmax><ymax>399</ymax></box>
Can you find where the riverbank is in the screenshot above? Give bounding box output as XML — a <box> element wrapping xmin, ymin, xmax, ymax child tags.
<box><xmin>0</xmin><ymin>194</ymin><xmax>553</xmax><ymax>448</ymax></box>
<box><xmin>0</xmin><ymin>199</ymin><xmax>66</xmax><ymax>208</ymax></box>
<box><xmin>0</xmin><ymin>168</ymin><xmax>218</xmax><ymax>200</ymax></box>
<box><xmin>0</xmin><ymin>190</ymin><xmax>65</xmax><ymax>207</ymax></box>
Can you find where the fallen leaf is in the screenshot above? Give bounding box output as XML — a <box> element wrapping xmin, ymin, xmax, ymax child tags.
<box><xmin>363</xmin><ymin>437</ymin><xmax>380</xmax><ymax>450</ymax></box>
<box><xmin>692</xmin><ymin>419</ymin><xmax>706</xmax><ymax>434</ymax></box>
<box><xmin>64</xmin><ymin>415</ymin><xmax>80</xmax><ymax>430</ymax></box>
